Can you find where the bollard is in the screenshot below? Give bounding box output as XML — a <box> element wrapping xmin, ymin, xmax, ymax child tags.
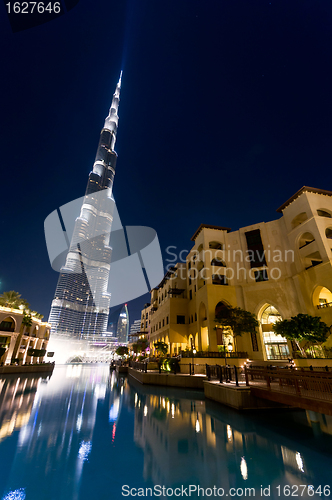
<box><xmin>234</xmin><ymin>365</ymin><xmax>239</xmax><ymax>387</ymax></box>
<box><xmin>206</xmin><ymin>364</ymin><xmax>210</xmax><ymax>381</ymax></box>
<box><xmin>189</xmin><ymin>363</ymin><xmax>191</xmax><ymax>376</ymax></box>
<box><xmin>218</xmin><ymin>365</ymin><xmax>223</xmax><ymax>384</ymax></box>
<box><xmin>244</xmin><ymin>366</ymin><xmax>249</xmax><ymax>386</ymax></box>
<box><xmin>145</xmin><ymin>362</ymin><xmax>147</xmax><ymax>373</ymax></box>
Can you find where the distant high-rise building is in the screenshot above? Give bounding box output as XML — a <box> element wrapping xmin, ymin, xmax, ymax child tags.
<box><xmin>128</xmin><ymin>319</ymin><xmax>141</xmax><ymax>344</ymax></box>
<box><xmin>48</xmin><ymin>73</ymin><xmax>122</xmax><ymax>341</ymax></box>
<box><xmin>117</xmin><ymin>304</ymin><xmax>129</xmax><ymax>344</ymax></box>
<box><xmin>130</xmin><ymin>319</ymin><xmax>142</xmax><ymax>336</ymax></box>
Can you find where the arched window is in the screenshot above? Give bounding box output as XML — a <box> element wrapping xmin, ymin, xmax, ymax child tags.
<box><xmin>291</xmin><ymin>212</ymin><xmax>308</xmax><ymax>229</ymax></box>
<box><xmin>212</xmin><ymin>274</ymin><xmax>228</xmax><ymax>285</ymax></box>
<box><xmin>0</xmin><ymin>316</ymin><xmax>15</xmax><ymax>332</ymax></box>
<box><xmin>261</xmin><ymin>305</ymin><xmax>281</xmax><ymax>324</ymax></box>
<box><xmin>317</xmin><ymin>209</ymin><xmax>332</xmax><ymax>218</ymax></box>
<box><xmin>215</xmin><ymin>301</ymin><xmax>229</xmax><ymax>317</ymax></box>
<box><xmin>209</xmin><ymin>241</ymin><xmax>223</xmax><ymax>250</ymax></box>
<box><xmin>326</xmin><ymin>228</ymin><xmax>332</xmax><ymax>239</ymax></box>
<box><xmin>211</xmin><ymin>258</ymin><xmax>226</xmax><ymax>267</ymax></box>
<box><xmin>314</xmin><ymin>286</ymin><xmax>332</xmax><ymax>309</ymax></box>
<box><xmin>299</xmin><ymin>232</ymin><xmax>315</xmax><ymax>249</ymax></box>
<box><xmin>304</xmin><ymin>251</ymin><xmax>323</xmax><ymax>269</ymax></box>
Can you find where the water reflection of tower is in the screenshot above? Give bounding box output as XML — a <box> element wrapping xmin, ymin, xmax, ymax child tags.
<box><xmin>1</xmin><ymin>366</ymin><xmax>109</xmax><ymax>500</ymax></box>
<box><xmin>132</xmin><ymin>389</ymin><xmax>317</xmax><ymax>491</ymax></box>
<box><xmin>117</xmin><ymin>304</ymin><xmax>129</xmax><ymax>344</ymax></box>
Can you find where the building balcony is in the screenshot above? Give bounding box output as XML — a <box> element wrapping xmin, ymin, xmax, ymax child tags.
<box><xmin>167</xmin><ymin>288</ymin><xmax>185</xmax><ymax>298</ymax></box>
<box><xmin>317</xmin><ymin>302</ymin><xmax>332</xmax><ymax>309</ymax></box>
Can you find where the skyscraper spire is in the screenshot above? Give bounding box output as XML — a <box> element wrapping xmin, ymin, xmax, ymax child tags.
<box><xmin>104</xmin><ymin>71</ymin><xmax>123</xmax><ymax>150</ymax></box>
<box><xmin>48</xmin><ymin>73</ymin><xmax>123</xmax><ymax>344</ymax></box>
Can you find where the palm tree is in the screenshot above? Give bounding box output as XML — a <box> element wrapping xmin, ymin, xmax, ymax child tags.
<box><xmin>0</xmin><ymin>291</ymin><xmax>30</xmax><ymax>310</ymax></box>
<box><xmin>10</xmin><ymin>311</ymin><xmax>33</xmax><ymax>363</ymax></box>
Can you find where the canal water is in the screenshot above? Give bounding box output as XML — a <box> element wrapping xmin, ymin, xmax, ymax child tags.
<box><xmin>0</xmin><ymin>365</ymin><xmax>331</xmax><ymax>500</ymax></box>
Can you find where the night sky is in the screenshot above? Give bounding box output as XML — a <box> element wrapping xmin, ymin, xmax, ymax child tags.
<box><xmin>1</xmin><ymin>0</ymin><xmax>332</xmax><ymax>326</ymax></box>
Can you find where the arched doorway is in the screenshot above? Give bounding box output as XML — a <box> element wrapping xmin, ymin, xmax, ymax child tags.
<box><xmin>214</xmin><ymin>301</ymin><xmax>234</xmax><ymax>351</ymax></box>
<box><xmin>260</xmin><ymin>305</ymin><xmax>289</xmax><ymax>360</ymax></box>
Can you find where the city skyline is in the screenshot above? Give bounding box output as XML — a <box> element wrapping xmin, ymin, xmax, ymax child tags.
<box><xmin>1</xmin><ymin>0</ymin><xmax>332</xmax><ymax>324</ymax></box>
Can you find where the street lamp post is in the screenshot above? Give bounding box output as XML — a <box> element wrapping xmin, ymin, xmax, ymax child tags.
<box><xmin>224</xmin><ymin>337</ymin><xmax>233</xmax><ymax>383</ymax></box>
<box><xmin>192</xmin><ymin>347</ymin><xmax>196</xmax><ymax>375</ymax></box>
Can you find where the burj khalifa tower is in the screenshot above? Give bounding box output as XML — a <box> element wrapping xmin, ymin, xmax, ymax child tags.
<box><xmin>48</xmin><ymin>73</ymin><xmax>122</xmax><ymax>342</ymax></box>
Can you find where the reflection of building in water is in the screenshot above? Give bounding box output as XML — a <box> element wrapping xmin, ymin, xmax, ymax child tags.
<box><xmin>0</xmin><ymin>375</ymin><xmax>45</xmax><ymax>442</ymax></box>
<box><xmin>132</xmin><ymin>389</ymin><xmax>319</xmax><ymax>490</ymax></box>
<box><xmin>0</xmin><ymin>366</ymin><xmax>113</xmax><ymax>500</ymax></box>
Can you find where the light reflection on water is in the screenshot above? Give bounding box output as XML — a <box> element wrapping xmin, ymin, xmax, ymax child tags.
<box><xmin>0</xmin><ymin>365</ymin><xmax>331</xmax><ymax>500</ymax></box>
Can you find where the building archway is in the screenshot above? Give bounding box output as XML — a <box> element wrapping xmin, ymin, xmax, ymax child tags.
<box><xmin>298</xmin><ymin>232</ymin><xmax>315</xmax><ymax>249</ymax></box>
<box><xmin>326</xmin><ymin>228</ymin><xmax>332</xmax><ymax>240</ymax></box>
<box><xmin>313</xmin><ymin>286</ymin><xmax>332</xmax><ymax>309</ymax></box>
<box><xmin>215</xmin><ymin>301</ymin><xmax>234</xmax><ymax>351</ymax></box>
<box><xmin>259</xmin><ymin>304</ymin><xmax>289</xmax><ymax>360</ymax></box>
<box><xmin>0</xmin><ymin>316</ymin><xmax>16</xmax><ymax>332</ymax></box>
<box><xmin>317</xmin><ymin>209</ymin><xmax>332</xmax><ymax>218</ymax></box>
<box><xmin>291</xmin><ymin>212</ymin><xmax>308</xmax><ymax>229</ymax></box>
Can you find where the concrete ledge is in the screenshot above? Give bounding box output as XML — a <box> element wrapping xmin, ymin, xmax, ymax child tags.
<box><xmin>128</xmin><ymin>368</ymin><xmax>205</xmax><ymax>389</ymax></box>
<box><xmin>0</xmin><ymin>364</ymin><xmax>55</xmax><ymax>375</ymax></box>
<box><xmin>203</xmin><ymin>380</ymin><xmax>290</xmax><ymax>410</ymax></box>
<box><xmin>294</xmin><ymin>359</ymin><xmax>332</xmax><ymax>369</ymax></box>
<box><xmin>251</xmin><ymin>387</ymin><xmax>332</xmax><ymax>416</ymax></box>
<box><xmin>116</xmin><ymin>366</ymin><xmax>128</xmax><ymax>374</ymax></box>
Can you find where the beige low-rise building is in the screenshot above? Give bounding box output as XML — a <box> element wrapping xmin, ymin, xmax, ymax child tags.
<box><xmin>148</xmin><ymin>186</ymin><xmax>332</xmax><ymax>361</ymax></box>
<box><xmin>0</xmin><ymin>307</ymin><xmax>51</xmax><ymax>365</ymax></box>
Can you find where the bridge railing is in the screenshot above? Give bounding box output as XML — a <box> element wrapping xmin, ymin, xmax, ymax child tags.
<box><xmin>205</xmin><ymin>364</ymin><xmax>247</xmax><ymax>386</ymax></box>
<box><xmin>129</xmin><ymin>360</ymin><xmax>148</xmax><ymax>372</ymax></box>
<box><xmin>245</xmin><ymin>367</ymin><xmax>332</xmax><ymax>402</ymax></box>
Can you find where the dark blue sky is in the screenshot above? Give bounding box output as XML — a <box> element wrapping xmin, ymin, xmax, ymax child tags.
<box><xmin>1</xmin><ymin>0</ymin><xmax>332</xmax><ymax>325</ymax></box>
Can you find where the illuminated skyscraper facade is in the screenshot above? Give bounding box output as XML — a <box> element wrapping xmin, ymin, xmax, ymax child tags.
<box><xmin>117</xmin><ymin>304</ymin><xmax>129</xmax><ymax>345</ymax></box>
<box><xmin>48</xmin><ymin>73</ymin><xmax>122</xmax><ymax>340</ymax></box>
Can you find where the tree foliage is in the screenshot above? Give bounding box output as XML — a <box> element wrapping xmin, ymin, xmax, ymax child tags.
<box><xmin>215</xmin><ymin>305</ymin><xmax>259</xmax><ymax>337</ymax></box>
<box><xmin>273</xmin><ymin>314</ymin><xmax>330</xmax><ymax>345</ymax></box>
<box><xmin>154</xmin><ymin>341</ymin><xmax>168</xmax><ymax>356</ymax></box>
<box><xmin>0</xmin><ymin>291</ymin><xmax>43</xmax><ymax>319</ymax></box>
<box><xmin>116</xmin><ymin>345</ymin><xmax>129</xmax><ymax>357</ymax></box>
<box><xmin>0</xmin><ymin>291</ymin><xmax>30</xmax><ymax>310</ymax></box>
<box><xmin>133</xmin><ymin>339</ymin><xmax>148</xmax><ymax>354</ymax></box>
<box><xmin>22</xmin><ymin>312</ymin><xmax>33</xmax><ymax>329</ymax></box>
